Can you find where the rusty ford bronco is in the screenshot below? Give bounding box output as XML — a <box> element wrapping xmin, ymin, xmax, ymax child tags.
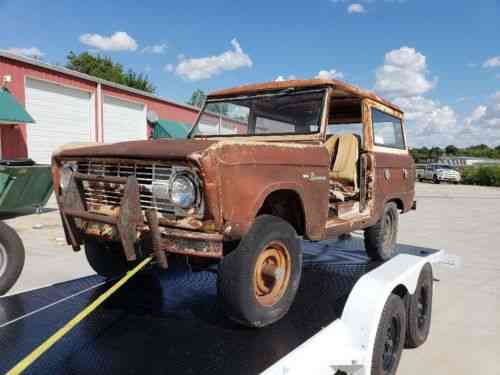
<box><xmin>52</xmin><ymin>79</ymin><xmax>415</xmax><ymax>327</ymax></box>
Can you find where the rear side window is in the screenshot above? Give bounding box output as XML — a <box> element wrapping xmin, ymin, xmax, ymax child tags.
<box><xmin>372</xmin><ymin>109</ymin><xmax>405</xmax><ymax>149</ymax></box>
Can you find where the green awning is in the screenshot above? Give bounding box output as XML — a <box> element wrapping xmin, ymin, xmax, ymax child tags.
<box><xmin>153</xmin><ymin>119</ymin><xmax>189</xmax><ymax>139</ymax></box>
<box><xmin>0</xmin><ymin>88</ymin><xmax>35</xmax><ymax>125</ymax></box>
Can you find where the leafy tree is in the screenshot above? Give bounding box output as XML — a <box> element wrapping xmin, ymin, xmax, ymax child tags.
<box><xmin>429</xmin><ymin>147</ymin><xmax>443</xmax><ymax>159</ymax></box>
<box><xmin>187</xmin><ymin>89</ymin><xmax>206</xmax><ymax>108</ymax></box>
<box><xmin>66</xmin><ymin>52</ymin><xmax>155</xmax><ymax>93</ymax></box>
<box><xmin>188</xmin><ymin>89</ymin><xmax>229</xmax><ymax>116</ymax></box>
<box><xmin>445</xmin><ymin>145</ymin><xmax>458</xmax><ymax>155</ymax></box>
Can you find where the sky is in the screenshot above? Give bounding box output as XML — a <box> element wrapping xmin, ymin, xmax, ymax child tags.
<box><xmin>1</xmin><ymin>0</ymin><xmax>499</xmax><ymax>147</ymax></box>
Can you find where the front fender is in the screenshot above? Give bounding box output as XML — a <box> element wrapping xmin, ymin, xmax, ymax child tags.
<box><xmin>202</xmin><ymin>141</ymin><xmax>330</xmax><ymax>240</ymax></box>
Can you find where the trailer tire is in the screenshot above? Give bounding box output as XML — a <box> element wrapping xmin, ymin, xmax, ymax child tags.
<box><xmin>371</xmin><ymin>294</ymin><xmax>407</xmax><ymax>375</ymax></box>
<box><xmin>364</xmin><ymin>202</ymin><xmax>399</xmax><ymax>261</ymax></box>
<box><xmin>218</xmin><ymin>215</ymin><xmax>302</xmax><ymax>328</ymax></box>
<box><xmin>84</xmin><ymin>239</ymin><xmax>129</xmax><ymax>278</ymax></box>
<box><xmin>405</xmin><ymin>263</ymin><xmax>433</xmax><ymax>348</ymax></box>
<box><xmin>0</xmin><ymin>221</ymin><xmax>25</xmax><ymax>295</ymax></box>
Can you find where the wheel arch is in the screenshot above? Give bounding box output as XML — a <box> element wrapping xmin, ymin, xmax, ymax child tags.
<box><xmin>256</xmin><ymin>188</ymin><xmax>306</xmax><ymax>237</ymax></box>
<box><xmin>387</xmin><ymin>198</ymin><xmax>404</xmax><ymax>212</ymax></box>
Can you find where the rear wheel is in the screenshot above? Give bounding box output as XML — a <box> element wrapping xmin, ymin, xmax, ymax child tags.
<box><xmin>0</xmin><ymin>222</ymin><xmax>25</xmax><ymax>295</ymax></box>
<box><xmin>371</xmin><ymin>294</ymin><xmax>407</xmax><ymax>375</ymax></box>
<box><xmin>405</xmin><ymin>263</ymin><xmax>433</xmax><ymax>348</ymax></box>
<box><xmin>218</xmin><ymin>215</ymin><xmax>302</xmax><ymax>327</ymax></box>
<box><xmin>84</xmin><ymin>238</ymin><xmax>129</xmax><ymax>278</ymax></box>
<box><xmin>364</xmin><ymin>202</ymin><xmax>399</xmax><ymax>261</ymax></box>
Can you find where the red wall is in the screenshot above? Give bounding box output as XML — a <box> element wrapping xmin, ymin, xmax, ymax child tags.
<box><xmin>0</xmin><ymin>56</ymin><xmax>199</xmax><ymax>159</ymax></box>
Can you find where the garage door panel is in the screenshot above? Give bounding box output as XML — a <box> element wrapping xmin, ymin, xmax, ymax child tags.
<box><xmin>103</xmin><ymin>96</ymin><xmax>146</xmax><ymax>144</ymax></box>
<box><xmin>26</xmin><ymin>78</ymin><xmax>94</xmax><ymax>164</ymax></box>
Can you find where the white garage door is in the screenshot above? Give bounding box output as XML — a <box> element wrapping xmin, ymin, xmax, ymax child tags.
<box><xmin>103</xmin><ymin>96</ymin><xmax>146</xmax><ymax>143</ymax></box>
<box><xmin>26</xmin><ymin>78</ymin><xmax>94</xmax><ymax>164</ymax></box>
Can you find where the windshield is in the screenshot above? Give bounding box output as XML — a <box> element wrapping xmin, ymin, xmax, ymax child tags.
<box><xmin>189</xmin><ymin>89</ymin><xmax>325</xmax><ymax>137</ymax></box>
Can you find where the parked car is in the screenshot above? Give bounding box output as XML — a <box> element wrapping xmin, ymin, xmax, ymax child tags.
<box><xmin>420</xmin><ymin>163</ymin><xmax>461</xmax><ymax>184</ymax></box>
<box><xmin>52</xmin><ymin>79</ymin><xmax>416</xmax><ymax>327</ymax></box>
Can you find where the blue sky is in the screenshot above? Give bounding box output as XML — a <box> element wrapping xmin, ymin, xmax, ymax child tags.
<box><xmin>1</xmin><ymin>0</ymin><xmax>499</xmax><ymax>147</ymax></box>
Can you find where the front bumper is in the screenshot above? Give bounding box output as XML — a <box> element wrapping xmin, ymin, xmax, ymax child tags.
<box><xmin>58</xmin><ymin>172</ymin><xmax>223</xmax><ymax>266</ymax></box>
<box><xmin>437</xmin><ymin>175</ymin><xmax>461</xmax><ymax>182</ymax></box>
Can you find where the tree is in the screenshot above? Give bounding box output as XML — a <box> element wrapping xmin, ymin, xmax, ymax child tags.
<box><xmin>429</xmin><ymin>147</ymin><xmax>443</xmax><ymax>160</ymax></box>
<box><xmin>187</xmin><ymin>89</ymin><xmax>206</xmax><ymax>108</ymax></box>
<box><xmin>445</xmin><ymin>145</ymin><xmax>458</xmax><ymax>155</ymax></box>
<box><xmin>188</xmin><ymin>89</ymin><xmax>229</xmax><ymax>116</ymax></box>
<box><xmin>66</xmin><ymin>52</ymin><xmax>155</xmax><ymax>93</ymax></box>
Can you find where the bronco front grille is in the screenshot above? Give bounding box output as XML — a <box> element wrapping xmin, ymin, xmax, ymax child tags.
<box><xmin>76</xmin><ymin>160</ymin><xmax>176</xmax><ymax>215</ymax></box>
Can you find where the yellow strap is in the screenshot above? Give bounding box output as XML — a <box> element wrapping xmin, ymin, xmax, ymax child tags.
<box><xmin>7</xmin><ymin>256</ymin><xmax>153</xmax><ymax>375</ymax></box>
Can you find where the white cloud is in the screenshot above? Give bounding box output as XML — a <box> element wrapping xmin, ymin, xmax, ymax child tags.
<box><xmin>465</xmin><ymin>105</ymin><xmax>487</xmax><ymax>125</ymax></box>
<box><xmin>375</xmin><ymin>46</ymin><xmax>437</xmax><ymax>98</ymax></box>
<box><xmin>79</xmin><ymin>31</ymin><xmax>138</xmax><ymax>51</ymax></box>
<box><xmin>347</xmin><ymin>3</ymin><xmax>365</xmax><ymax>13</ymax></box>
<box><xmin>482</xmin><ymin>56</ymin><xmax>500</xmax><ymax>68</ymax></box>
<box><xmin>3</xmin><ymin>47</ymin><xmax>44</xmax><ymax>59</ymax></box>
<box><xmin>173</xmin><ymin>39</ymin><xmax>253</xmax><ymax>81</ymax></box>
<box><xmin>141</xmin><ymin>44</ymin><xmax>167</xmax><ymax>54</ymax></box>
<box><xmin>394</xmin><ymin>96</ymin><xmax>458</xmax><ymax>145</ymax></box>
<box><xmin>466</xmin><ymin>93</ymin><xmax>500</xmax><ymax>128</ymax></box>
<box><xmin>316</xmin><ymin>69</ymin><xmax>344</xmax><ymax>80</ymax></box>
<box><xmin>275</xmin><ymin>74</ymin><xmax>297</xmax><ymax>81</ymax></box>
<box><xmin>164</xmin><ymin>64</ymin><xmax>174</xmax><ymax>72</ymax></box>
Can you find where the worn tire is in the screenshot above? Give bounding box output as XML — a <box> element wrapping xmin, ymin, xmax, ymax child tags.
<box><xmin>371</xmin><ymin>294</ymin><xmax>407</xmax><ymax>375</ymax></box>
<box><xmin>405</xmin><ymin>263</ymin><xmax>433</xmax><ymax>348</ymax></box>
<box><xmin>218</xmin><ymin>215</ymin><xmax>302</xmax><ymax>328</ymax></box>
<box><xmin>364</xmin><ymin>202</ymin><xmax>399</xmax><ymax>261</ymax></box>
<box><xmin>0</xmin><ymin>222</ymin><xmax>25</xmax><ymax>295</ymax></box>
<box><xmin>433</xmin><ymin>175</ymin><xmax>440</xmax><ymax>184</ymax></box>
<box><xmin>84</xmin><ymin>239</ymin><xmax>129</xmax><ymax>278</ymax></box>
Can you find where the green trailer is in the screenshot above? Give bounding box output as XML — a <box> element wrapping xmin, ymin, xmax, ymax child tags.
<box><xmin>0</xmin><ymin>159</ymin><xmax>53</xmax><ymax>295</ymax></box>
<box><xmin>0</xmin><ymin>86</ymin><xmax>53</xmax><ymax>294</ymax></box>
<box><xmin>0</xmin><ymin>160</ymin><xmax>53</xmax><ymax>214</ymax></box>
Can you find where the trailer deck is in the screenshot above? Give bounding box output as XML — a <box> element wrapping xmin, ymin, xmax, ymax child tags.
<box><xmin>0</xmin><ymin>237</ymin><xmax>447</xmax><ymax>375</ymax></box>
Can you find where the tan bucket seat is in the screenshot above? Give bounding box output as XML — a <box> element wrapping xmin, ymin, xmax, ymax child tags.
<box><xmin>325</xmin><ymin>134</ymin><xmax>360</xmax><ymax>197</ymax></box>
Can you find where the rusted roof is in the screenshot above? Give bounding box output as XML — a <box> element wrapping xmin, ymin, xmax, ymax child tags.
<box><xmin>208</xmin><ymin>79</ymin><xmax>402</xmax><ymax>113</ymax></box>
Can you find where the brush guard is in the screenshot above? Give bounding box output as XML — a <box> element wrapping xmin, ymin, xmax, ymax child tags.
<box><xmin>59</xmin><ymin>172</ymin><xmax>168</xmax><ymax>268</ymax></box>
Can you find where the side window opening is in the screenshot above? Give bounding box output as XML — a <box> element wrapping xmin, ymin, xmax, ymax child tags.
<box><xmin>372</xmin><ymin>108</ymin><xmax>405</xmax><ymax>149</ymax></box>
<box><xmin>326</xmin><ymin>98</ymin><xmax>364</xmax><ymax>146</ymax></box>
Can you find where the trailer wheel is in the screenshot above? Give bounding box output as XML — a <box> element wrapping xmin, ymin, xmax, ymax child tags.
<box><xmin>371</xmin><ymin>294</ymin><xmax>407</xmax><ymax>375</ymax></box>
<box><xmin>84</xmin><ymin>239</ymin><xmax>129</xmax><ymax>278</ymax></box>
<box><xmin>218</xmin><ymin>215</ymin><xmax>302</xmax><ymax>328</ymax></box>
<box><xmin>405</xmin><ymin>263</ymin><xmax>433</xmax><ymax>348</ymax></box>
<box><xmin>364</xmin><ymin>202</ymin><xmax>399</xmax><ymax>261</ymax></box>
<box><xmin>0</xmin><ymin>221</ymin><xmax>25</xmax><ymax>295</ymax></box>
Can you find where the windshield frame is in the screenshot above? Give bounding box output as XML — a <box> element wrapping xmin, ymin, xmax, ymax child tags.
<box><xmin>187</xmin><ymin>88</ymin><xmax>328</xmax><ymax>139</ymax></box>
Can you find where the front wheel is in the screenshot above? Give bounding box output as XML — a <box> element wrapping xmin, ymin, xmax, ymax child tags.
<box><xmin>218</xmin><ymin>215</ymin><xmax>303</xmax><ymax>327</ymax></box>
<box><xmin>364</xmin><ymin>202</ymin><xmax>399</xmax><ymax>261</ymax></box>
<box><xmin>0</xmin><ymin>222</ymin><xmax>25</xmax><ymax>295</ymax></box>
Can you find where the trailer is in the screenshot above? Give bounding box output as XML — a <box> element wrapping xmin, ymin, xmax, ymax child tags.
<box><xmin>0</xmin><ymin>236</ymin><xmax>456</xmax><ymax>375</ymax></box>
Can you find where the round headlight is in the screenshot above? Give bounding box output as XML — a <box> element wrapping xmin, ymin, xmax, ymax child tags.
<box><xmin>169</xmin><ymin>175</ymin><xmax>196</xmax><ymax>209</ymax></box>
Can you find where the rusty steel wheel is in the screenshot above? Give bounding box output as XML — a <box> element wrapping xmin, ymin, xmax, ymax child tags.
<box><xmin>253</xmin><ymin>241</ymin><xmax>292</xmax><ymax>307</ymax></box>
<box><xmin>218</xmin><ymin>215</ymin><xmax>303</xmax><ymax>328</ymax></box>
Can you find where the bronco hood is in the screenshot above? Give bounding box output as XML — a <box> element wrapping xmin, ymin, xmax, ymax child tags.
<box><xmin>54</xmin><ymin>139</ymin><xmax>218</xmax><ymax>162</ymax></box>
